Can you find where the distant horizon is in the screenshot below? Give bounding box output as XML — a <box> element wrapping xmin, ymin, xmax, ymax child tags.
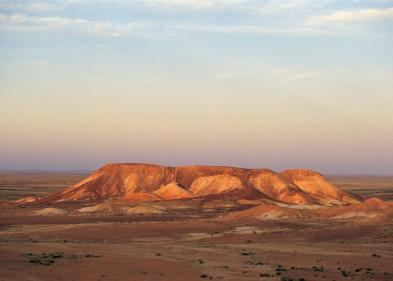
<box><xmin>1</xmin><ymin>163</ymin><xmax>393</xmax><ymax>177</ymax></box>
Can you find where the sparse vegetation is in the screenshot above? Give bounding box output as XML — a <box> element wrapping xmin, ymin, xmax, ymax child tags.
<box><xmin>259</xmin><ymin>273</ymin><xmax>272</xmax><ymax>277</ymax></box>
<box><xmin>24</xmin><ymin>252</ymin><xmax>64</xmax><ymax>266</ymax></box>
<box><xmin>22</xmin><ymin>252</ymin><xmax>101</xmax><ymax>266</ymax></box>
<box><xmin>312</xmin><ymin>265</ymin><xmax>325</xmax><ymax>272</ymax></box>
<box><xmin>341</xmin><ymin>270</ymin><xmax>350</xmax><ymax>277</ymax></box>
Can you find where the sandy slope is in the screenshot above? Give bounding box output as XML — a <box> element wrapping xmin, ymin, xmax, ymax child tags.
<box><xmin>153</xmin><ymin>183</ymin><xmax>193</xmax><ymax>200</ymax></box>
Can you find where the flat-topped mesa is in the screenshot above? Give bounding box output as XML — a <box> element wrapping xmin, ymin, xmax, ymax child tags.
<box><xmin>42</xmin><ymin>163</ymin><xmax>361</xmax><ymax>206</ymax></box>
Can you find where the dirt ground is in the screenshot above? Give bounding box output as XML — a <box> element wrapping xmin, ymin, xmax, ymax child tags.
<box><xmin>0</xmin><ymin>173</ymin><xmax>393</xmax><ymax>281</ymax></box>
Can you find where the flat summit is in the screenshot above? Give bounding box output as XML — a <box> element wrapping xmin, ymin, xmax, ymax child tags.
<box><xmin>43</xmin><ymin>163</ymin><xmax>360</xmax><ymax>206</ymax></box>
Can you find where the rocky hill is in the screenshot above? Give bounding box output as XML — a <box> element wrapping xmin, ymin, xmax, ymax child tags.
<box><xmin>42</xmin><ymin>163</ymin><xmax>361</xmax><ymax>206</ymax></box>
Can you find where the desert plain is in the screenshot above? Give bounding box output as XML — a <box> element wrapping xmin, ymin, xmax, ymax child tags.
<box><xmin>0</xmin><ymin>164</ymin><xmax>393</xmax><ymax>281</ymax></box>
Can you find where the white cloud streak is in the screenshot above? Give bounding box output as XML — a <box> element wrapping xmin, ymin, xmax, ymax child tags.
<box><xmin>1</xmin><ymin>2</ymin><xmax>392</xmax><ymax>38</ymax></box>
<box><xmin>142</xmin><ymin>0</ymin><xmax>330</xmax><ymax>14</ymax></box>
<box><xmin>213</xmin><ymin>67</ymin><xmax>318</xmax><ymax>83</ymax></box>
<box><xmin>0</xmin><ymin>13</ymin><xmax>139</xmax><ymax>37</ymax></box>
<box><xmin>0</xmin><ymin>12</ymin><xmax>378</xmax><ymax>38</ymax></box>
<box><xmin>142</xmin><ymin>0</ymin><xmax>248</xmax><ymax>10</ymax></box>
<box><xmin>309</xmin><ymin>7</ymin><xmax>393</xmax><ymax>23</ymax></box>
<box><xmin>0</xmin><ymin>11</ymin><xmax>328</xmax><ymax>37</ymax></box>
<box><xmin>172</xmin><ymin>23</ymin><xmax>330</xmax><ymax>35</ymax></box>
<box><xmin>256</xmin><ymin>0</ymin><xmax>328</xmax><ymax>15</ymax></box>
<box><xmin>0</xmin><ymin>1</ymin><xmax>61</xmax><ymax>13</ymax></box>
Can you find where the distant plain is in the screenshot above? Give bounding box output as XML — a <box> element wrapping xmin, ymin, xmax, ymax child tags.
<box><xmin>0</xmin><ymin>171</ymin><xmax>392</xmax><ymax>281</ymax></box>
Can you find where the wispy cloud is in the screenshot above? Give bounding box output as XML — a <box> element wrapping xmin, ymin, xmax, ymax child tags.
<box><xmin>0</xmin><ymin>12</ymin><xmax>377</xmax><ymax>38</ymax></box>
<box><xmin>309</xmin><ymin>7</ymin><xmax>393</xmax><ymax>24</ymax></box>
<box><xmin>142</xmin><ymin>0</ymin><xmax>328</xmax><ymax>14</ymax></box>
<box><xmin>0</xmin><ymin>13</ymin><xmax>139</xmax><ymax>37</ymax></box>
<box><xmin>172</xmin><ymin>23</ymin><xmax>329</xmax><ymax>36</ymax></box>
<box><xmin>213</xmin><ymin>67</ymin><xmax>318</xmax><ymax>83</ymax></box>
<box><xmin>142</xmin><ymin>0</ymin><xmax>248</xmax><ymax>10</ymax></box>
<box><xmin>1</xmin><ymin>1</ymin><xmax>392</xmax><ymax>38</ymax></box>
<box><xmin>256</xmin><ymin>0</ymin><xmax>327</xmax><ymax>15</ymax></box>
<box><xmin>0</xmin><ymin>1</ymin><xmax>60</xmax><ymax>13</ymax></box>
<box><xmin>0</xmin><ymin>0</ymin><xmax>330</xmax><ymax>14</ymax></box>
<box><xmin>274</xmin><ymin>68</ymin><xmax>317</xmax><ymax>82</ymax></box>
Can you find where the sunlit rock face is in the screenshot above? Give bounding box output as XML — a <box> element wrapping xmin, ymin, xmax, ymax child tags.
<box><xmin>247</xmin><ymin>169</ymin><xmax>318</xmax><ymax>205</ymax></box>
<box><xmin>280</xmin><ymin>169</ymin><xmax>360</xmax><ymax>206</ymax></box>
<box><xmin>42</xmin><ymin>163</ymin><xmax>361</xmax><ymax>206</ymax></box>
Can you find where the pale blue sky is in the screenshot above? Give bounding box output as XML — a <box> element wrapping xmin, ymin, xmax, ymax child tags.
<box><xmin>1</xmin><ymin>1</ymin><xmax>393</xmax><ymax>174</ymax></box>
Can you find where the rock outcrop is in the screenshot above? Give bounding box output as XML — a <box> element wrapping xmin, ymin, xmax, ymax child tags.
<box><xmin>41</xmin><ymin>163</ymin><xmax>361</xmax><ymax>206</ymax></box>
<box><xmin>153</xmin><ymin>183</ymin><xmax>193</xmax><ymax>200</ymax></box>
<box><xmin>281</xmin><ymin>169</ymin><xmax>360</xmax><ymax>205</ymax></box>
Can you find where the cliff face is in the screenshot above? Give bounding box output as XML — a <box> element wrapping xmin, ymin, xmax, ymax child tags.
<box><xmin>43</xmin><ymin>163</ymin><xmax>360</xmax><ymax>206</ymax></box>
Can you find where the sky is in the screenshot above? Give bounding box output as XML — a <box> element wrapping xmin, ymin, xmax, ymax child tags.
<box><xmin>0</xmin><ymin>0</ymin><xmax>393</xmax><ymax>174</ymax></box>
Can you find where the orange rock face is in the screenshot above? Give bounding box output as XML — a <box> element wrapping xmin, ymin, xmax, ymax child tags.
<box><xmin>247</xmin><ymin>169</ymin><xmax>317</xmax><ymax>205</ymax></box>
<box><xmin>153</xmin><ymin>183</ymin><xmax>193</xmax><ymax>200</ymax></box>
<box><xmin>190</xmin><ymin>174</ymin><xmax>243</xmax><ymax>196</ymax></box>
<box><xmin>42</xmin><ymin>163</ymin><xmax>361</xmax><ymax>206</ymax></box>
<box><xmin>281</xmin><ymin>169</ymin><xmax>360</xmax><ymax>206</ymax></box>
